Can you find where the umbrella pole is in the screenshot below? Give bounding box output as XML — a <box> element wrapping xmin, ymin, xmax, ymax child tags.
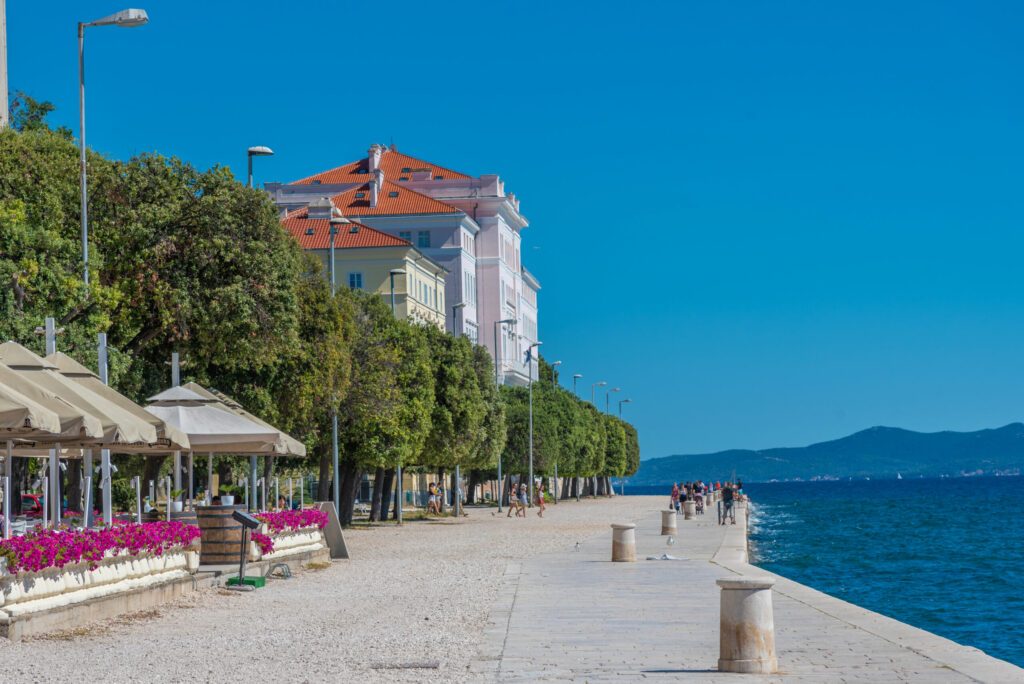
<box><xmin>248</xmin><ymin>455</ymin><xmax>258</xmax><ymax>512</ymax></box>
<box><xmin>83</xmin><ymin>448</ymin><xmax>93</xmax><ymax>526</ymax></box>
<box><xmin>3</xmin><ymin>440</ymin><xmax>12</xmax><ymax>538</ymax></box>
<box><xmin>173</xmin><ymin>450</ymin><xmax>182</xmax><ymax>495</ymax></box>
<box><xmin>49</xmin><ymin>446</ymin><xmax>60</xmax><ymax>528</ymax></box>
<box><xmin>187</xmin><ymin>451</ymin><xmax>194</xmax><ymax>510</ymax></box>
<box><xmin>207</xmin><ymin>453</ymin><xmax>213</xmax><ymax>505</ymax></box>
<box><xmin>101</xmin><ymin>448</ymin><xmax>112</xmax><ymax>526</ymax></box>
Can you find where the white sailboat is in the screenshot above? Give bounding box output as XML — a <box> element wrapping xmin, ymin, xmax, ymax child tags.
<box><xmin>897</xmin><ymin>473</ymin><xmax>903</xmax><ymax>480</ymax></box>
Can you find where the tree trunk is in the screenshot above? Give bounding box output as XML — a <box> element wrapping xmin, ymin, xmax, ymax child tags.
<box><xmin>143</xmin><ymin>455</ymin><xmax>167</xmax><ymax>495</ymax></box>
<box><xmin>11</xmin><ymin>457</ymin><xmax>27</xmax><ymax>514</ymax></box>
<box><xmin>379</xmin><ymin>468</ymin><xmax>395</xmax><ymax>518</ymax></box>
<box><xmin>262</xmin><ymin>456</ymin><xmax>275</xmax><ymax>506</ymax></box>
<box><xmin>391</xmin><ymin>468</ymin><xmax>403</xmax><ymax>521</ymax></box>
<box><xmin>503</xmin><ymin>474</ymin><xmax>513</xmax><ymax>507</ymax></box>
<box><xmin>316</xmin><ymin>446</ymin><xmax>332</xmax><ymax>501</ymax></box>
<box><xmin>368</xmin><ymin>467</ymin><xmax>385</xmax><ymax>522</ymax></box>
<box><xmin>338</xmin><ymin>461</ymin><xmax>359</xmax><ymax>526</ymax></box>
<box><xmin>438</xmin><ymin>467</ymin><xmax>446</xmax><ymax>513</ymax></box>
<box><xmin>466</xmin><ymin>470</ymin><xmax>481</xmax><ymax>504</ymax></box>
<box><xmin>66</xmin><ymin>460</ymin><xmax>82</xmax><ymax>513</ymax></box>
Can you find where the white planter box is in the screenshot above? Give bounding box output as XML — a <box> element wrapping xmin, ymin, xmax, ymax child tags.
<box><xmin>0</xmin><ymin>547</ymin><xmax>199</xmax><ymax>619</ymax></box>
<box><xmin>249</xmin><ymin>526</ymin><xmax>326</xmax><ymax>562</ymax></box>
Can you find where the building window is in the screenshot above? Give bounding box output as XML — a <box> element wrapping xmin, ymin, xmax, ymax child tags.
<box><xmin>355</xmin><ymin>192</ymin><xmax>366</xmax><ymax>198</ymax></box>
<box><xmin>388</xmin><ymin>191</ymin><xmax>399</xmax><ymax>198</ymax></box>
<box><xmin>417</xmin><ymin>231</ymin><xmax>430</xmax><ymax>248</ymax></box>
<box><xmin>399</xmin><ymin>231</ymin><xmax>412</xmax><ymax>242</ymax></box>
<box><xmin>348</xmin><ymin>272</ymin><xmax>363</xmax><ymax>290</ymax></box>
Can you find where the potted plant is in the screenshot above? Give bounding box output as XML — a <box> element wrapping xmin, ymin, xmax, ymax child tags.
<box><xmin>170</xmin><ymin>489</ymin><xmax>185</xmax><ymax>513</ymax></box>
<box><xmin>218</xmin><ymin>484</ymin><xmax>237</xmax><ymax>506</ymax></box>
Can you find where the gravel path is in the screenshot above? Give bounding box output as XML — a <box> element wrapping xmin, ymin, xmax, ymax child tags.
<box><xmin>0</xmin><ymin>495</ymin><xmax>662</xmax><ymax>683</ymax></box>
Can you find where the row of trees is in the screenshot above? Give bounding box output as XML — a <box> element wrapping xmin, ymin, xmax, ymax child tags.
<box><xmin>0</xmin><ymin>96</ymin><xmax>639</xmax><ymax>525</ymax></box>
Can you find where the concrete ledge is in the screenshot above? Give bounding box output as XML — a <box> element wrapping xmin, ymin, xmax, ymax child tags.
<box><xmin>0</xmin><ymin>571</ymin><xmax>205</xmax><ymax>641</ymax></box>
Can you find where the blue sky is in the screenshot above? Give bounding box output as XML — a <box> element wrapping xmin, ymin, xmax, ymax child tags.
<box><xmin>9</xmin><ymin>1</ymin><xmax>1024</xmax><ymax>457</ymax></box>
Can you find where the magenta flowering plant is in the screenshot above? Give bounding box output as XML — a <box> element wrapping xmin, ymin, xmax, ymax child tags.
<box><xmin>0</xmin><ymin>522</ymin><xmax>201</xmax><ymax>575</ymax></box>
<box><xmin>251</xmin><ymin>531</ymin><xmax>274</xmax><ymax>555</ymax></box>
<box><xmin>254</xmin><ymin>509</ymin><xmax>328</xmax><ymax>535</ymax></box>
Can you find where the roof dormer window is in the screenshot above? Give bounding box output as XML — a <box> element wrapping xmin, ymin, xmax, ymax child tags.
<box><xmin>388</xmin><ymin>191</ymin><xmax>399</xmax><ymax>198</ymax></box>
<box><xmin>355</xmin><ymin>192</ymin><xmax>366</xmax><ymax>198</ymax></box>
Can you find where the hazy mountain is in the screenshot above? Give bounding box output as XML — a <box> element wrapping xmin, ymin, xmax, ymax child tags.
<box><xmin>633</xmin><ymin>423</ymin><xmax>1024</xmax><ymax>485</ymax></box>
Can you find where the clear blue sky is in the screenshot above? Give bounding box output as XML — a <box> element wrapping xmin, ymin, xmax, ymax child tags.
<box><xmin>9</xmin><ymin>1</ymin><xmax>1024</xmax><ymax>457</ymax></box>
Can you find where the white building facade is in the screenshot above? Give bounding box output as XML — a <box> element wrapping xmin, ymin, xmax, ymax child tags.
<box><xmin>266</xmin><ymin>144</ymin><xmax>539</xmax><ymax>384</ymax></box>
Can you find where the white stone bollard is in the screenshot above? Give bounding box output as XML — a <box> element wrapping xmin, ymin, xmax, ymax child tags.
<box><xmin>610</xmin><ymin>523</ymin><xmax>636</xmax><ymax>562</ymax></box>
<box><xmin>683</xmin><ymin>500</ymin><xmax>696</xmax><ymax>520</ymax></box>
<box><xmin>661</xmin><ymin>509</ymin><xmax>677</xmax><ymax>535</ymax></box>
<box><xmin>716</xmin><ymin>576</ymin><xmax>778</xmax><ymax>674</ymax></box>
<box><xmin>705</xmin><ymin>493</ymin><xmax>713</xmax><ymax>507</ymax></box>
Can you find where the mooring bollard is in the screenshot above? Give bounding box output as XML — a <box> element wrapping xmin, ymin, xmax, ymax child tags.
<box><xmin>716</xmin><ymin>576</ymin><xmax>778</xmax><ymax>674</ymax></box>
<box><xmin>610</xmin><ymin>523</ymin><xmax>636</xmax><ymax>562</ymax></box>
<box><xmin>683</xmin><ymin>499</ymin><xmax>696</xmax><ymax>520</ymax></box>
<box><xmin>661</xmin><ymin>509</ymin><xmax>677</xmax><ymax>535</ymax></box>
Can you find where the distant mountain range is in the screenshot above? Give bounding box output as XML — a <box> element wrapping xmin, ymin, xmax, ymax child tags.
<box><xmin>632</xmin><ymin>423</ymin><xmax>1024</xmax><ymax>485</ymax></box>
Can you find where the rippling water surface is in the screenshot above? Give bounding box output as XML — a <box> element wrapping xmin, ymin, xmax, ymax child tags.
<box><xmin>745</xmin><ymin>477</ymin><xmax>1024</xmax><ymax>667</ymax></box>
<box><xmin>627</xmin><ymin>477</ymin><xmax>1023</xmax><ymax>666</ymax></box>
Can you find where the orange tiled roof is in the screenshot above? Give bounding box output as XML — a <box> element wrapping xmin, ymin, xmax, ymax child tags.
<box><xmin>326</xmin><ymin>180</ymin><xmax>460</xmax><ymax>217</ymax></box>
<box><xmin>292</xmin><ymin>148</ymin><xmax>472</xmax><ymax>185</ymax></box>
<box><xmin>281</xmin><ymin>213</ymin><xmax>411</xmax><ymax>250</ymax></box>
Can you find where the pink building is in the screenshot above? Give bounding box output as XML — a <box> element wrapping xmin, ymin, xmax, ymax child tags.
<box><xmin>266</xmin><ymin>145</ymin><xmax>539</xmax><ymax>385</ymax></box>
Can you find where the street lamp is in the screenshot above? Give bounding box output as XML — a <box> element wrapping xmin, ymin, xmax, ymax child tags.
<box><xmin>619</xmin><ymin>398</ymin><xmax>633</xmax><ymax>418</ymax></box>
<box><xmin>527</xmin><ymin>341</ymin><xmax>542</xmax><ymax>507</ymax></box>
<box><xmin>328</xmin><ymin>214</ymin><xmax>346</xmax><ymax>514</ymax></box>
<box><xmin>247</xmin><ymin>146</ymin><xmax>274</xmax><ymax>188</ymax></box>
<box><xmin>78</xmin><ymin>8</ymin><xmax>149</xmax><ymax>288</ymax></box>
<box><xmin>452</xmin><ymin>302</ymin><xmax>466</xmax><ymax>337</ymax></box>
<box><xmin>389</xmin><ymin>269</ymin><xmax>405</xmax><ymax>317</ymax></box>
<box><xmin>551</xmin><ymin>360</ymin><xmax>562</xmax><ymax>387</ymax></box>
<box><xmin>573</xmin><ymin>373</ymin><xmax>583</xmax><ymax>397</ymax></box>
<box><xmin>493</xmin><ymin>318</ymin><xmax>516</xmax><ymax>511</ymax></box>
<box><xmin>606</xmin><ymin>387</ymin><xmax>621</xmax><ymax>414</ymax></box>
<box><xmin>591</xmin><ymin>380</ymin><xmax>606</xmax><ymax>405</ymax></box>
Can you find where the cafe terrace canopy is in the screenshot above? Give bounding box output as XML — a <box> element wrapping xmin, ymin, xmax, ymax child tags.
<box><xmin>144</xmin><ymin>385</ymin><xmax>285</xmax><ymax>453</ymax></box>
<box><xmin>0</xmin><ymin>361</ymin><xmax>103</xmax><ymax>441</ymax></box>
<box><xmin>0</xmin><ymin>367</ymin><xmax>69</xmax><ymax>438</ymax></box>
<box><xmin>46</xmin><ymin>352</ymin><xmax>190</xmax><ymax>453</ymax></box>
<box><xmin>0</xmin><ymin>342</ymin><xmax>160</xmax><ymax>448</ymax></box>
<box><xmin>183</xmin><ymin>383</ymin><xmax>306</xmax><ymax>457</ymax></box>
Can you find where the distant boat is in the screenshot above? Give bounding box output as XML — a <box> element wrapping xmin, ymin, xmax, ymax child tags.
<box><xmin>897</xmin><ymin>473</ymin><xmax>903</xmax><ymax>480</ymax></box>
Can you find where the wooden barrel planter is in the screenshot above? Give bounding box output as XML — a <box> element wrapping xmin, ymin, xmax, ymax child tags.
<box><xmin>196</xmin><ymin>505</ymin><xmax>248</xmax><ymax>566</ymax></box>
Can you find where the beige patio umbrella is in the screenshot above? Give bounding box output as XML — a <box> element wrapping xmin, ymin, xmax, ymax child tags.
<box><xmin>46</xmin><ymin>352</ymin><xmax>190</xmax><ymax>452</ymax></box>
<box><xmin>146</xmin><ymin>383</ymin><xmax>305</xmax><ymax>510</ymax></box>
<box><xmin>0</xmin><ymin>341</ymin><xmax>167</xmax><ymax>526</ymax></box>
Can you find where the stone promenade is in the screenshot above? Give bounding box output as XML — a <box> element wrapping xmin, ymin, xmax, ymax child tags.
<box><xmin>470</xmin><ymin>501</ymin><xmax>1023</xmax><ymax>683</ymax></box>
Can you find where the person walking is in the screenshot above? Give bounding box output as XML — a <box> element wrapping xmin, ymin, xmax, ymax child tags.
<box><xmin>536</xmin><ymin>482</ymin><xmax>546</xmax><ymax>518</ymax></box>
<box><xmin>671</xmin><ymin>483</ymin><xmax>680</xmax><ymax>511</ymax></box>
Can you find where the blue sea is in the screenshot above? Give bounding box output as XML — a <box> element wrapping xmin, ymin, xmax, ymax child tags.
<box><xmin>628</xmin><ymin>477</ymin><xmax>1024</xmax><ymax>666</ymax></box>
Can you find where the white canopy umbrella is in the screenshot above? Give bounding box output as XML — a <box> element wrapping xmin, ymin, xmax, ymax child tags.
<box><xmin>146</xmin><ymin>384</ymin><xmax>300</xmax><ymax>510</ymax></box>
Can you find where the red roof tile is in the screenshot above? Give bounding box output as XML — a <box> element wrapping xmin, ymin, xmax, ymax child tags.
<box><xmin>323</xmin><ymin>180</ymin><xmax>458</xmax><ymax>217</ymax></box>
<box><xmin>281</xmin><ymin>214</ymin><xmax>412</xmax><ymax>250</ymax></box>
<box><xmin>292</xmin><ymin>148</ymin><xmax>472</xmax><ymax>185</ymax></box>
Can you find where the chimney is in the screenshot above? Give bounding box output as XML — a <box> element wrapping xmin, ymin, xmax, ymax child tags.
<box><xmin>368</xmin><ymin>143</ymin><xmax>384</xmax><ymax>173</ymax></box>
<box><xmin>370</xmin><ymin>167</ymin><xmax>384</xmax><ymax>208</ymax></box>
<box><xmin>308</xmin><ymin>196</ymin><xmax>334</xmax><ymax>220</ymax></box>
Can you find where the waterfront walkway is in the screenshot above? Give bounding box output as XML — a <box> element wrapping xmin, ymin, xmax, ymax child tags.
<box><xmin>471</xmin><ymin>502</ymin><xmax>1023</xmax><ymax>683</ymax></box>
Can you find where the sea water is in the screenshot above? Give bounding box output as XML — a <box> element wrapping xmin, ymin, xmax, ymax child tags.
<box><xmin>627</xmin><ymin>477</ymin><xmax>1023</xmax><ymax>666</ymax></box>
<box><xmin>748</xmin><ymin>477</ymin><xmax>1024</xmax><ymax>667</ymax></box>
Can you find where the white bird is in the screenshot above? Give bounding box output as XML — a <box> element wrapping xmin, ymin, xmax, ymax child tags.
<box><xmin>667</xmin><ymin>536</ymin><xmax>675</xmax><ymax>546</ymax></box>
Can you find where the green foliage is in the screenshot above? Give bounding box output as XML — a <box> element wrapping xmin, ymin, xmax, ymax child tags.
<box><xmin>110</xmin><ymin>479</ymin><xmax>135</xmax><ymax>512</ymax></box>
<box><xmin>0</xmin><ymin>99</ymin><xmax>640</xmax><ymax>501</ymax></box>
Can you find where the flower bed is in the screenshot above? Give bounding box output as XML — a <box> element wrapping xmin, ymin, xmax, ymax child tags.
<box><xmin>0</xmin><ymin>522</ymin><xmax>200</xmax><ymax>575</ymax></box>
<box><xmin>0</xmin><ymin>522</ymin><xmax>201</xmax><ymax>619</ymax></box>
<box><xmin>249</xmin><ymin>509</ymin><xmax>328</xmax><ymax>561</ymax></box>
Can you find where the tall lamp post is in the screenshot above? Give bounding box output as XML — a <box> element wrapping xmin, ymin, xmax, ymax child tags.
<box><xmin>550</xmin><ymin>360</ymin><xmax>562</xmax><ymax>386</ymax></box>
<box><xmin>606</xmin><ymin>387</ymin><xmax>621</xmax><ymax>414</ymax></box>
<box><xmin>328</xmin><ymin>215</ymin><xmax>345</xmax><ymax>515</ymax></box>
<box><xmin>247</xmin><ymin>146</ymin><xmax>274</xmax><ymax>188</ymax></box>
<box><xmin>573</xmin><ymin>373</ymin><xmax>583</xmax><ymax>397</ymax></box>
<box><xmin>618</xmin><ymin>398</ymin><xmax>632</xmax><ymax>418</ymax></box>
<box><xmin>452</xmin><ymin>302</ymin><xmax>466</xmax><ymax>337</ymax></box>
<box><xmin>493</xmin><ymin>318</ymin><xmax>516</xmax><ymax>511</ymax></box>
<box><xmin>78</xmin><ymin>8</ymin><xmax>149</xmax><ymax>287</ymax></box>
<box><xmin>527</xmin><ymin>341</ymin><xmax>542</xmax><ymax>507</ymax></box>
<box><xmin>388</xmin><ymin>268</ymin><xmax>405</xmax><ymax>523</ymax></box>
<box><xmin>549</xmin><ymin>360</ymin><xmax>562</xmax><ymax>502</ymax></box>
<box><xmin>591</xmin><ymin>380</ymin><xmax>606</xmax><ymax>405</ymax></box>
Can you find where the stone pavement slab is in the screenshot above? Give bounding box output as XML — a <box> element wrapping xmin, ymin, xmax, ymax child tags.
<box><xmin>471</xmin><ymin>501</ymin><xmax>1023</xmax><ymax>683</ymax></box>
